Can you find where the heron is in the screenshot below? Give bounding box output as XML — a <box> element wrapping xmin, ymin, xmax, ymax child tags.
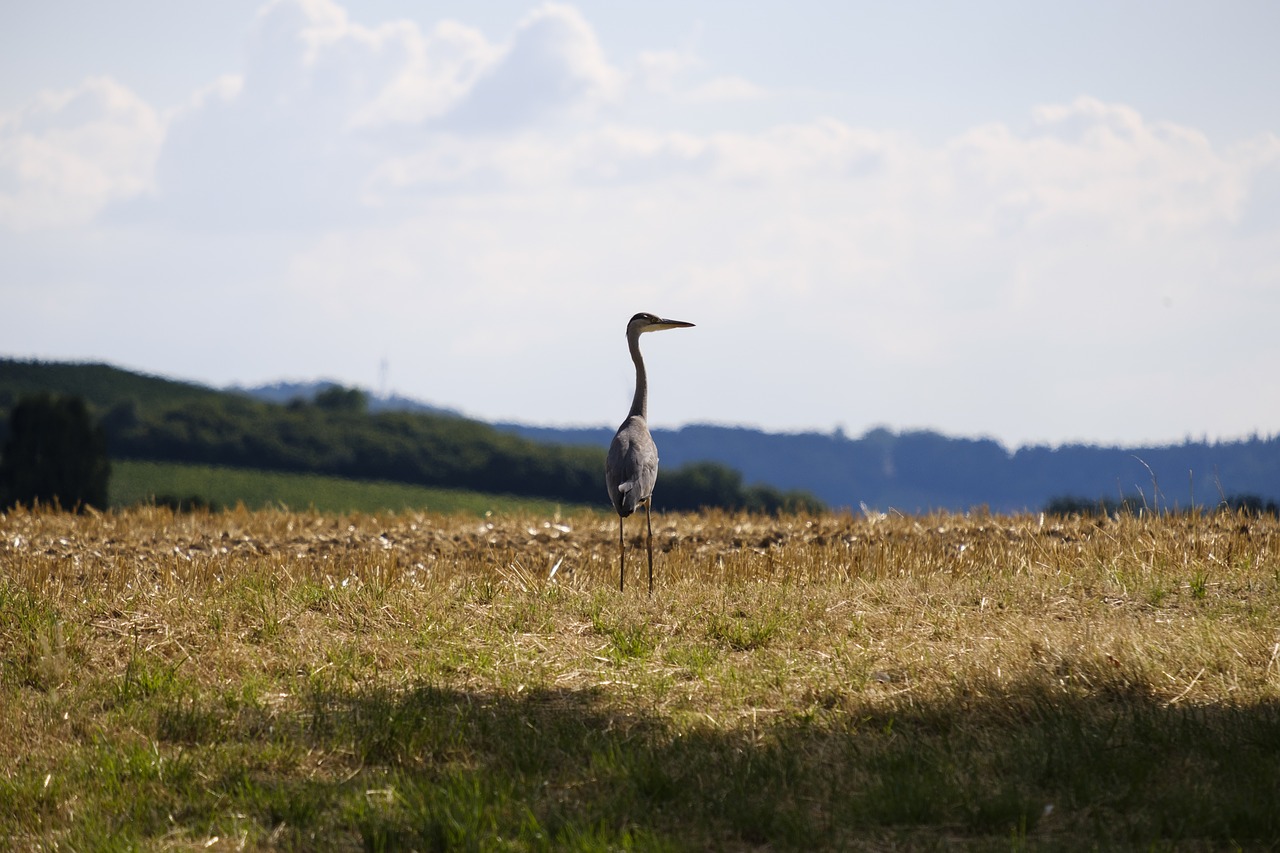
<box><xmin>605</xmin><ymin>312</ymin><xmax>695</xmax><ymax>594</ymax></box>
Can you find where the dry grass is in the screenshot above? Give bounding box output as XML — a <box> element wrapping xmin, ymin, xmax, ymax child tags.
<box><xmin>2</xmin><ymin>506</ymin><xmax>1279</xmax><ymax>850</ymax></box>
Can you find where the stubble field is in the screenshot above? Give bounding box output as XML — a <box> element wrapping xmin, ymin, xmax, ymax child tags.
<box><xmin>2</xmin><ymin>506</ymin><xmax>1279</xmax><ymax>850</ymax></box>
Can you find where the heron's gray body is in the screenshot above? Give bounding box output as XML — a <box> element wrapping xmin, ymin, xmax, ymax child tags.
<box><xmin>606</xmin><ymin>415</ymin><xmax>658</xmax><ymax>518</ymax></box>
<box><xmin>605</xmin><ymin>312</ymin><xmax>694</xmax><ymax>594</ymax></box>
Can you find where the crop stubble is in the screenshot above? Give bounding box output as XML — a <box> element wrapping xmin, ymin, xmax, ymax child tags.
<box><xmin>2</xmin><ymin>506</ymin><xmax>1279</xmax><ymax>849</ymax></box>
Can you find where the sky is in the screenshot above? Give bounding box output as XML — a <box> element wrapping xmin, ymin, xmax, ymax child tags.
<box><xmin>2</xmin><ymin>1</ymin><xmax>1279</xmax><ymax>449</ymax></box>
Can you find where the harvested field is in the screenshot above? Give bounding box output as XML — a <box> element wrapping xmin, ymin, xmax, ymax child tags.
<box><xmin>2</xmin><ymin>506</ymin><xmax>1279</xmax><ymax>850</ymax></box>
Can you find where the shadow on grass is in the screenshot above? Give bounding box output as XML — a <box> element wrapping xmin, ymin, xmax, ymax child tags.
<box><xmin>29</xmin><ymin>675</ymin><xmax>1280</xmax><ymax>850</ymax></box>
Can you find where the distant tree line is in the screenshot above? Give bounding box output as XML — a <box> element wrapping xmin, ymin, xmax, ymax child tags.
<box><xmin>1044</xmin><ymin>493</ymin><xmax>1280</xmax><ymax>518</ymax></box>
<box><xmin>0</xmin><ymin>362</ymin><xmax>823</xmax><ymax>513</ymax></box>
<box><xmin>508</xmin><ymin>422</ymin><xmax>1280</xmax><ymax>514</ymax></box>
<box><xmin>94</xmin><ymin>390</ymin><xmax>820</xmax><ymax>512</ymax></box>
<box><xmin>660</xmin><ymin>461</ymin><xmax>823</xmax><ymax>514</ymax></box>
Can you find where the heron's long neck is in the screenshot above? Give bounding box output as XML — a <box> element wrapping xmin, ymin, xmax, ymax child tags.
<box><xmin>627</xmin><ymin>332</ymin><xmax>648</xmax><ymax>420</ymax></box>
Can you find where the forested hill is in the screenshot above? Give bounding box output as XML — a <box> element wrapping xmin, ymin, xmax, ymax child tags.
<box><xmin>0</xmin><ymin>359</ymin><xmax>818</xmax><ymax>513</ymax></box>
<box><xmin>497</xmin><ymin>424</ymin><xmax>1280</xmax><ymax>514</ymax></box>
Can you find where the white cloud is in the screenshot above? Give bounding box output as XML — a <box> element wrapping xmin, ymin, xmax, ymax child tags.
<box><xmin>122</xmin><ymin>0</ymin><xmax>626</xmax><ymax>228</ymax></box>
<box><xmin>145</xmin><ymin>0</ymin><xmax>433</xmax><ymax>228</ymax></box>
<box><xmin>683</xmin><ymin>75</ymin><xmax>769</xmax><ymax>104</ymax></box>
<box><xmin>437</xmin><ymin>3</ymin><xmax>622</xmax><ymax>131</ymax></box>
<box><xmin>0</xmin><ymin>77</ymin><xmax>163</xmax><ymax>230</ymax></box>
<box><xmin>634</xmin><ymin>50</ymin><xmax>768</xmax><ymax>104</ymax></box>
<box><xmin>635</xmin><ymin>49</ymin><xmax>700</xmax><ymax>95</ymax></box>
<box><xmin>0</xmin><ymin>3</ymin><xmax>781</xmax><ymax>233</ymax></box>
<box><xmin>360</xmin><ymin>95</ymin><xmax>1261</xmax><ymax>254</ymax></box>
<box><xmin>348</xmin><ymin>19</ymin><xmax>501</xmax><ymax>128</ymax></box>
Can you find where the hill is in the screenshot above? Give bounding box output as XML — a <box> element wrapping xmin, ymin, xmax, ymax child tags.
<box><xmin>497</xmin><ymin>422</ymin><xmax>1280</xmax><ymax>513</ymax></box>
<box><xmin>0</xmin><ymin>359</ymin><xmax>818</xmax><ymax>513</ymax></box>
<box><xmin>230</xmin><ymin>379</ymin><xmax>463</xmax><ymax>417</ymax></box>
<box><xmin>223</xmin><ymin>375</ymin><xmax>1280</xmax><ymax>513</ymax></box>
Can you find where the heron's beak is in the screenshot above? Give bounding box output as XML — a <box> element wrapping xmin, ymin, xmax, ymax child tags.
<box><xmin>648</xmin><ymin>318</ymin><xmax>695</xmax><ymax>331</ymax></box>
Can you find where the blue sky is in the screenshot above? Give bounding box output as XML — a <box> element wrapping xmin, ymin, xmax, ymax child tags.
<box><xmin>2</xmin><ymin>1</ymin><xmax>1278</xmax><ymax>447</ymax></box>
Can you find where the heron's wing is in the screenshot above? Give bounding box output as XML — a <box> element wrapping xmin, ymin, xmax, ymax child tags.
<box><xmin>606</xmin><ymin>417</ymin><xmax>659</xmax><ymax>517</ymax></box>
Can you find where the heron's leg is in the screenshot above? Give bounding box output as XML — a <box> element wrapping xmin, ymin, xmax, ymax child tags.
<box><xmin>618</xmin><ymin>514</ymin><xmax>625</xmax><ymax>593</ymax></box>
<box><xmin>646</xmin><ymin>502</ymin><xmax>654</xmax><ymax>596</ymax></box>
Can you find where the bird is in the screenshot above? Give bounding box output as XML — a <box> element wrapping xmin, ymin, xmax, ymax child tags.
<box><xmin>605</xmin><ymin>312</ymin><xmax>695</xmax><ymax>594</ymax></box>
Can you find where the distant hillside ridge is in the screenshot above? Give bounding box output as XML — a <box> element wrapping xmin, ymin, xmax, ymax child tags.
<box><xmin>232</xmin><ymin>380</ymin><xmax>463</xmax><ymax>418</ymax></box>
<box><xmin>0</xmin><ymin>358</ymin><xmax>225</xmax><ymax>410</ymax></box>
<box><xmin>494</xmin><ymin>423</ymin><xmax>1280</xmax><ymax>514</ymax></box>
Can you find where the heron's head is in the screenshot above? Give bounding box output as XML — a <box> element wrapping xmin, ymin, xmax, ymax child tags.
<box><xmin>627</xmin><ymin>312</ymin><xmax>695</xmax><ymax>336</ymax></box>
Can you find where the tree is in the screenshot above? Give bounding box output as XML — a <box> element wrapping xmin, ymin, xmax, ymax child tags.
<box><xmin>0</xmin><ymin>394</ymin><xmax>110</xmax><ymax>511</ymax></box>
<box><xmin>314</xmin><ymin>385</ymin><xmax>368</xmax><ymax>413</ymax></box>
<box><xmin>661</xmin><ymin>461</ymin><xmax>744</xmax><ymax>511</ymax></box>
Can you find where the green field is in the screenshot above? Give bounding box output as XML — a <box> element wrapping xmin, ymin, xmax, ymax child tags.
<box><xmin>110</xmin><ymin>459</ymin><xmax>591</xmax><ymax>516</ymax></box>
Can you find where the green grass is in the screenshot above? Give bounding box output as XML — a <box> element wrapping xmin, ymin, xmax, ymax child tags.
<box><xmin>109</xmin><ymin>458</ymin><xmax>590</xmax><ymax>515</ymax></box>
